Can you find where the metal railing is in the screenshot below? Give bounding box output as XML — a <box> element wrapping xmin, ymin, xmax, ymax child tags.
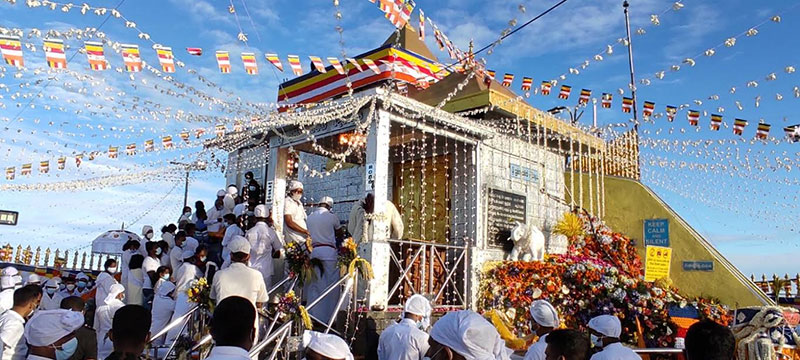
<box><xmin>386</xmin><ymin>238</ymin><xmax>469</xmax><ymax>308</ymax></box>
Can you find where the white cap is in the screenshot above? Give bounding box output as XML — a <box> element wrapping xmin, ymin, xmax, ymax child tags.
<box><xmin>217</xmin><ymin>189</ymin><xmax>227</xmax><ymax>197</ymax></box>
<box><xmin>403</xmin><ymin>294</ymin><xmax>432</xmax><ymax>317</ymax></box>
<box><xmin>1</xmin><ymin>267</ymin><xmax>19</xmax><ymax>277</ymax></box>
<box><xmin>228</xmin><ymin>235</ymin><xmax>251</xmax><ymax>254</ymax></box>
<box><xmin>319</xmin><ymin>196</ymin><xmax>334</xmax><ymax>208</ymax></box>
<box><xmin>302</xmin><ymin>331</ymin><xmax>353</xmax><ymax>360</ymax></box>
<box><xmin>45</xmin><ymin>278</ymin><xmax>60</xmax><ymax>288</ymax></box>
<box><xmin>530</xmin><ymin>300</ymin><xmax>560</xmax><ymax>328</ymax></box>
<box><xmin>142</xmin><ymin>225</ymin><xmax>153</xmax><ymax>236</ymax></box>
<box><xmin>430</xmin><ymin>310</ymin><xmax>512</xmax><ymax>360</ymax></box>
<box><xmin>76</xmin><ymin>273</ymin><xmax>89</xmax><ymax>281</ymax></box>
<box><xmin>24</xmin><ymin>310</ymin><xmax>85</xmax><ymax>346</ymax></box>
<box><xmin>588</xmin><ymin>315</ymin><xmax>622</xmax><ymax>338</ymax></box>
<box><xmin>288</xmin><ymin>180</ymin><xmax>304</xmax><ymax>191</ymax></box>
<box><xmin>254</xmin><ymin>204</ymin><xmax>269</xmax><ymax>218</ymax></box>
<box><xmin>26</xmin><ymin>274</ymin><xmax>42</xmax><ymax>285</ymax></box>
<box><xmin>227</xmin><ymin>185</ymin><xmax>238</xmax><ymax>196</ymax></box>
<box><xmin>104</xmin><ymin>284</ymin><xmax>125</xmax><ymax>304</ymax></box>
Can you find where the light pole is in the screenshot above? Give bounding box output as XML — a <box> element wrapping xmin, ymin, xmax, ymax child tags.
<box><xmin>170</xmin><ymin>160</ymin><xmax>207</xmax><ymax>209</ymax></box>
<box><xmin>547</xmin><ymin>105</ymin><xmax>585</xmax><ymax>124</ymax></box>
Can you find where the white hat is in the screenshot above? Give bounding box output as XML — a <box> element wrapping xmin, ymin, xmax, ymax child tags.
<box><xmin>142</xmin><ymin>225</ymin><xmax>153</xmax><ymax>236</ymax></box>
<box><xmin>26</xmin><ymin>274</ymin><xmax>42</xmax><ymax>285</ymax></box>
<box><xmin>217</xmin><ymin>189</ymin><xmax>227</xmax><ymax>197</ymax></box>
<box><xmin>229</xmin><ymin>235</ymin><xmax>251</xmax><ymax>254</ymax></box>
<box><xmin>227</xmin><ymin>185</ymin><xmax>238</xmax><ymax>196</ymax></box>
<box><xmin>302</xmin><ymin>331</ymin><xmax>353</xmax><ymax>360</ymax></box>
<box><xmin>254</xmin><ymin>204</ymin><xmax>269</xmax><ymax>218</ymax></box>
<box><xmin>403</xmin><ymin>294</ymin><xmax>432</xmax><ymax>317</ymax></box>
<box><xmin>319</xmin><ymin>196</ymin><xmax>334</xmax><ymax>208</ymax></box>
<box><xmin>530</xmin><ymin>300</ymin><xmax>560</xmax><ymax>328</ymax></box>
<box><xmin>24</xmin><ymin>310</ymin><xmax>84</xmax><ymax>346</ymax></box>
<box><xmin>288</xmin><ymin>180</ymin><xmax>304</xmax><ymax>191</ymax></box>
<box><xmin>104</xmin><ymin>284</ymin><xmax>125</xmax><ymax>304</ymax></box>
<box><xmin>588</xmin><ymin>315</ymin><xmax>622</xmax><ymax>338</ymax></box>
<box><xmin>1</xmin><ymin>267</ymin><xmax>19</xmax><ymax>277</ymax></box>
<box><xmin>45</xmin><ymin>278</ymin><xmax>60</xmax><ymax>288</ymax></box>
<box><xmin>429</xmin><ymin>310</ymin><xmax>512</xmax><ymax>360</ymax></box>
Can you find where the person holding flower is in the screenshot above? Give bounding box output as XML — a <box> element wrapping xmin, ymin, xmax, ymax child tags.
<box><xmin>305</xmin><ymin>196</ymin><xmax>346</xmax><ymax>325</ymax></box>
<box><xmin>245</xmin><ymin>205</ymin><xmax>283</xmax><ymax>288</ymax></box>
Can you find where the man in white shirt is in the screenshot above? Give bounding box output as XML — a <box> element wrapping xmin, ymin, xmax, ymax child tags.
<box><xmin>524</xmin><ymin>300</ymin><xmax>560</xmax><ymax>360</ymax></box>
<box><xmin>221</xmin><ymin>214</ymin><xmax>244</xmax><ymax>269</ymax></box>
<box><xmin>206</xmin><ymin>297</ymin><xmax>255</xmax><ymax>360</ymax></box>
<box><xmin>211</xmin><ymin>236</ymin><xmax>268</xmax><ymax>308</ymax></box>
<box><xmin>206</xmin><ymin>199</ymin><xmax>226</xmax><ymax>233</ymax></box>
<box><xmin>39</xmin><ymin>279</ymin><xmax>63</xmax><ymax>311</ymax></box>
<box><xmin>245</xmin><ymin>205</ymin><xmax>283</xmax><ymax>287</ymax></box>
<box><xmin>588</xmin><ymin>315</ymin><xmax>641</xmax><ymax>360</ymax></box>
<box><xmin>0</xmin><ymin>285</ymin><xmax>40</xmax><ymax>360</ymax></box>
<box><xmin>142</xmin><ymin>242</ymin><xmax>162</xmax><ymax>310</ymax></box>
<box><xmin>377</xmin><ymin>294</ymin><xmax>432</xmax><ymax>360</ymax></box>
<box><xmin>304</xmin><ymin>196</ymin><xmax>344</xmax><ymax>324</ymax></box>
<box><xmin>283</xmin><ymin>180</ymin><xmax>309</xmax><ymax>244</ymax></box>
<box><xmin>0</xmin><ymin>268</ymin><xmax>22</xmax><ymax>312</ymax></box>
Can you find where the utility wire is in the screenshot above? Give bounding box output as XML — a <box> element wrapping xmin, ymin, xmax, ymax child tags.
<box><xmin>473</xmin><ymin>0</ymin><xmax>569</xmax><ymax>56</ymax></box>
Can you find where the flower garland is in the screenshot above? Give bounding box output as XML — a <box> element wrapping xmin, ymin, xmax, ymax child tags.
<box><xmin>275</xmin><ymin>290</ymin><xmax>312</xmax><ymax>330</ymax></box>
<box><xmin>284</xmin><ymin>239</ymin><xmax>319</xmax><ymax>286</ymax></box>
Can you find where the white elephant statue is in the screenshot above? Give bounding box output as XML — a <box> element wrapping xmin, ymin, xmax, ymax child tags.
<box><xmin>507</xmin><ymin>221</ymin><xmax>546</xmax><ymax>261</ymax></box>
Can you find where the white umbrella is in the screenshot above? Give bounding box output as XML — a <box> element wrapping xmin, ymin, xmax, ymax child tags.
<box><xmin>91</xmin><ymin>229</ymin><xmax>141</xmax><ymax>255</ymax></box>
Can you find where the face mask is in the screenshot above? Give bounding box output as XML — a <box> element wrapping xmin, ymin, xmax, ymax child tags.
<box><xmin>199</xmin><ymin>256</ymin><xmax>207</xmax><ymax>262</ymax></box>
<box><xmin>291</xmin><ymin>193</ymin><xmax>302</xmax><ymax>201</ymax></box>
<box><xmin>46</xmin><ymin>288</ymin><xmax>56</xmax><ymax>295</ymax></box>
<box><xmin>155</xmin><ymin>248</ymin><xmax>163</xmax><ymax>256</ymax></box>
<box><xmin>591</xmin><ymin>334</ymin><xmax>603</xmax><ymax>348</ymax></box>
<box><xmin>161</xmin><ymin>274</ymin><xmax>170</xmax><ymax>281</ymax></box>
<box><xmin>77</xmin><ymin>281</ymin><xmax>87</xmax><ymax>289</ymax></box>
<box><xmin>54</xmin><ymin>338</ymin><xmax>78</xmax><ymax>360</ymax></box>
<box><xmin>108</xmin><ymin>267</ymin><xmax>117</xmax><ymax>273</ymax></box>
<box><xmin>146</xmin><ymin>233</ymin><xmax>154</xmax><ymax>240</ymax></box>
<box><xmin>66</xmin><ymin>284</ymin><xmax>76</xmax><ymax>291</ymax></box>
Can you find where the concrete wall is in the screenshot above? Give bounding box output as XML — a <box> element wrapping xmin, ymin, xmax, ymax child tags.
<box><xmin>225</xmin><ymin>145</ymin><xmax>269</xmax><ymax>190</ymax></box>
<box><xmin>297</xmin><ymin>152</ymin><xmax>364</xmax><ymax>222</ymax></box>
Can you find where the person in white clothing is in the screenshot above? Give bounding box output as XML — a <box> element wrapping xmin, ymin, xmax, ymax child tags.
<box><xmin>24</xmin><ymin>309</ymin><xmax>84</xmax><ymax>360</ymax></box>
<box><xmin>283</xmin><ymin>180</ymin><xmax>309</xmax><ymax>244</ymax></box>
<box><xmin>169</xmin><ymin>231</ymin><xmax>188</xmax><ymax>272</ymax></box>
<box><xmin>126</xmin><ymin>254</ymin><xmax>145</xmax><ymax>306</ymax></box>
<box><xmin>304</xmin><ymin>197</ymin><xmax>345</xmax><ymax>325</ymax></box>
<box><xmin>377</xmin><ymin>294</ymin><xmax>432</xmax><ymax>360</ymax></box>
<box><xmin>94</xmin><ymin>259</ymin><xmax>118</xmax><ymax>308</ymax></box>
<box><xmin>588</xmin><ymin>315</ymin><xmax>641</xmax><ymax>360</ymax></box>
<box><xmin>24</xmin><ymin>274</ymin><xmax>41</xmax><ymax>287</ymax></box>
<box><xmin>245</xmin><ymin>205</ymin><xmax>283</xmax><ymax>288</ymax></box>
<box><xmin>220</xmin><ymin>214</ymin><xmax>244</xmax><ymax>269</ymax></box>
<box><xmin>211</xmin><ymin>236</ymin><xmax>268</xmax><ymax>308</ymax></box>
<box><xmin>166</xmin><ymin>247</ymin><xmax>206</xmax><ymax>343</ymax></box>
<box><xmin>140</xmin><ymin>225</ymin><xmax>155</xmax><ymax>256</ymax></box>
<box><xmin>302</xmin><ymin>331</ymin><xmax>353</xmax><ymax>360</ymax></box>
<box><xmin>149</xmin><ymin>281</ymin><xmax>176</xmax><ymax>346</ymax></box>
<box><xmin>205</xmin><ymin>296</ymin><xmax>256</xmax><ymax>360</ymax></box>
<box><xmin>206</xmin><ymin>199</ymin><xmax>226</xmax><ymax>234</ymax></box>
<box><xmin>0</xmin><ymin>267</ymin><xmax>22</xmax><ymax>312</ymax></box>
<box><xmin>348</xmin><ymin>193</ymin><xmax>404</xmax><ymax>243</ymax></box>
<box><xmin>95</xmin><ymin>284</ymin><xmax>125</xmax><ymax>360</ymax></box>
<box><xmin>524</xmin><ymin>300</ymin><xmax>560</xmax><ymax>360</ymax></box>
<box><xmin>141</xmin><ymin>242</ymin><xmax>162</xmax><ymax>310</ymax></box>
<box><xmin>426</xmin><ymin>310</ymin><xmax>512</xmax><ymax>360</ymax></box>
<box><xmin>161</xmin><ymin>224</ymin><xmax>177</xmax><ymax>249</ymax></box>
<box><xmin>179</xmin><ymin>206</ymin><xmax>193</xmax><ymax>224</ymax></box>
<box><xmin>39</xmin><ymin>279</ymin><xmax>63</xmax><ymax>311</ymax></box>
<box><xmin>0</xmin><ymin>285</ymin><xmax>40</xmax><ymax>360</ymax></box>
<box><xmin>120</xmin><ymin>240</ymin><xmax>140</xmax><ymax>295</ymax></box>
<box><xmin>74</xmin><ymin>273</ymin><xmax>90</xmax><ymax>296</ymax></box>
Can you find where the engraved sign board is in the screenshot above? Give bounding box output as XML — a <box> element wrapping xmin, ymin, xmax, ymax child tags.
<box><xmin>486</xmin><ymin>188</ymin><xmax>527</xmax><ymax>249</ymax></box>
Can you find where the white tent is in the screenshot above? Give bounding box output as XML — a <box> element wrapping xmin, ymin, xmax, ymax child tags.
<box><xmin>91</xmin><ymin>230</ymin><xmax>141</xmax><ymax>255</ymax></box>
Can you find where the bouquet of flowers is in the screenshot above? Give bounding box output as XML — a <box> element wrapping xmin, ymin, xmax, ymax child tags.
<box><xmin>284</xmin><ymin>239</ymin><xmax>319</xmax><ymax>286</ymax></box>
<box><xmin>275</xmin><ymin>290</ymin><xmax>312</xmax><ymax>329</ymax></box>
<box><xmin>337</xmin><ymin>238</ymin><xmax>358</xmax><ymax>272</ymax></box>
<box><xmin>187</xmin><ymin>277</ymin><xmax>213</xmax><ymax>310</ymax></box>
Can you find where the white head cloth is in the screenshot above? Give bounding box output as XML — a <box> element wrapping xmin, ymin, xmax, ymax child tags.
<box><xmin>24</xmin><ymin>309</ymin><xmax>84</xmax><ymax>346</ymax></box>
<box><xmin>227</xmin><ymin>185</ymin><xmax>238</xmax><ymax>196</ymax></box>
<box><xmin>588</xmin><ymin>315</ymin><xmax>622</xmax><ymax>338</ymax></box>
<box><xmin>403</xmin><ymin>294</ymin><xmax>432</xmax><ymax>317</ymax></box>
<box><xmin>254</xmin><ymin>204</ymin><xmax>268</xmax><ymax>218</ymax></box>
<box><xmin>319</xmin><ymin>196</ymin><xmax>334</xmax><ymax>208</ymax></box>
<box><xmin>429</xmin><ymin>310</ymin><xmax>511</xmax><ymax>360</ymax></box>
<box><xmin>142</xmin><ymin>225</ymin><xmax>153</xmax><ymax>236</ymax></box>
<box><xmin>0</xmin><ymin>267</ymin><xmax>18</xmax><ymax>289</ymax></box>
<box><xmin>228</xmin><ymin>235</ymin><xmax>251</xmax><ymax>254</ymax></box>
<box><xmin>530</xmin><ymin>300</ymin><xmax>560</xmax><ymax>328</ymax></box>
<box><xmin>45</xmin><ymin>278</ymin><xmax>60</xmax><ymax>289</ymax></box>
<box><xmin>26</xmin><ymin>273</ymin><xmax>42</xmax><ymax>284</ymax></box>
<box><xmin>288</xmin><ymin>180</ymin><xmax>304</xmax><ymax>191</ymax></box>
<box><xmin>302</xmin><ymin>331</ymin><xmax>353</xmax><ymax>360</ymax></box>
<box><xmin>217</xmin><ymin>189</ymin><xmax>227</xmax><ymax>197</ymax></box>
<box><xmin>104</xmin><ymin>283</ymin><xmax>125</xmax><ymax>304</ymax></box>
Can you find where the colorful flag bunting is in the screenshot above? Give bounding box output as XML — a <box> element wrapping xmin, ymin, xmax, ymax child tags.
<box><xmin>687</xmin><ymin>110</ymin><xmax>700</xmax><ymax>126</ymax></box>
<box><xmin>144</xmin><ymin>139</ymin><xmax>155</xmax><ymax>152</ymax></box>
<box><xmin>57</xmin><ymin>157</ymin><xmax>65</xmax><ymax>170</ymax></box>
<box><xmin>108</xmin><ymin>146</ymin><xmax>118</xmax><ymax>159</ymax></box>
<box><xmin>622</xmin><ymin>97</ymin><xmax>633</xmax><ymax>113</ymax></box>
<box><xmin>186</xmin><ymin>47</ymin><xmax>203</xmax><ymax>56</ymax></box>
<box><xmin>5</xmin><ymin>167</ymin><xmax>14</xmax><ymax>180</ymax></box>
<box><xmin>75</xmin><ymin>155</ymin><xmax>83</xmax><ymax>167</ymax></box>
<box><xmin>601</xmin><ymin>93</ymin><xmax>612</xmax><ymax>108</ymax></box>
<box><xmin>416</xmin><ymin>78</ymin><xmax>430</xmax><ymax>89</ymax></box>
<box><xmin>0</xmin><ymin>35</ymin><xmax>24</xmax><ymax>68</ymax></box>
<box><xmin>665</xmin><ymin>106</ymin><xmax>677</xmax><ymax>122</ymax></box>
<box><xmin>756</xmin><ymin>123</ymin><xmax>771</xmax><ymax>139</ymax></box>
<box><xmin>242</xmin><ymin>52</ymin><xmax>258</xmax><ymax>75</ymax></box>
<box><xmin>126</xmin><ymin>143</ymin><xmax>136</xmax><ymax>156</ymax></box>
<box><xmin>733</xmin><ymin>119</ymin><xmax>748</xmax><ymax>135</ymax></box>
<box><xmin>540</xmin><ymin>81</ymin><xmax>552</xmax><ymax>95</ymax></box>
<box><xmin>216</xmin><ymin>51</ymin><xmax>231</xmax><ymax>73</ymax></box>
<box><xmin>643</xmin><ymin>101</ymin><xmax>655</xmax><ymax>117</ymax></box>
<box><xmin>383</xmin><ymin>0</ymin><xmax>415</xmax><ymax>28</ymax></box>
<box><xmin>233</xmin><ymin>121</ymin><xmax>244</xmax><ymax>132</ymax></box>
<box><xmin>155</xmin><ymin>45</ymin><xmax>175</xmax><ymax>73</ymax></box>
<box><xmin>39</xmin><ymin>161</ymin><xmax>49</xmax><ymax>174</ymax></box>
<box><xmin>362</xmin><ymin>58</ymin><xmax>381</xmax><ymax>74</ymax></box>
<box><xmin>287</xmin><ymin>55</ymin><xmax>303</xmax><ymax>76</ymax></box>
<box><xmin>21</xmin><ymin>164</ymin><xmax>31</xmax><ymax>176</ymax></box>
<box><xmin>502</xmin><ymin>73</ymin><xmax>514</xmax><ymax>87</ymax></box>
<box><xmin>162</xmin><ymin>136</ymin><xmax>173</xmax><ymax>149</ymax></box>
<box><xmin>309</xmin><ymin>56</ymin><xmax>327</xmax><ymax>73</ymax></box>
<box><xmin>195</xmin><ymin>128</ymin><xmax>206</xmax><ymax>138</ymax></box>
<box><xmin>179</xmin><ymin>132</ymin><xmax>190</xmax><ymax>142</ymax></box>
<box><xmin>558</xmin><ymin>85</ymin><xmax>571</xmax><ymax>99</ymax></box>
<box><xmin>579</xmin><ymin>89</ymin><xmax>591</xmax><ymax>104</ymax></box>
<box><xmin>710</xmin><ymin>114</ymin><xmax>722</xmax><ymax>131</ymax></box>
<box><xmin>265</xmin><ymin>53</ymin><xmax>284</xmax><ymax>72</ymax></box>
<box><xmin>43</xmin><ymin>39</ymin><xmax>67</xmax><ymax>69</ymax></box>
<box><xmin>121</xmin><ymin>44</ymin><xmax>142</xmax><ymax>72</ymax></box>
<box><xmin>83</xmin><ymin>41</ymin><xmax>108</xmax><ymax>71</ymax></box>
<box><xmin>346</xmin><ymin>58</ymin><xmax>363</xmax><ymax>72</ymax></box>
<box><xmin>784</xmin><ymin>125</ymin><xmax>800</xmax><ymax>142</ymax></box>
<box><xmin>215</xmin><ymin>124</ymin><xmax>226</xmax><ymax>138</ymax></box>
<box><xmin>418</xmin><ymin>9</ymin><xmax>425</xmax><ymax>41</ymax></box>
<box><xmin>521</xmin><ymin>77</ymin><xmax>533</xmax><ymax>91</ymax></box>
<box><xmin>328</xmin><ymin>57</ymin><xmax>345</xmax><ymax>75</ymax></box>
<box><xmin>396</xmin><ymin>81</ymin><xmax>408</xmax><ymax>94</ymax></box>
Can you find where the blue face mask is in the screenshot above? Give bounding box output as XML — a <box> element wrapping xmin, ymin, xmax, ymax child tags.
<box><xmin>77</xmin><ymin>281</ymin><xmax>87</xmax><ymax>289</ymax></box>
<box><xmin>54</xmin><ymin>338</ymin><xmax>78</xmax><ymax>360</ymax></box>
<box><xmin>46</xmin><ymin>288</ymin><xmax>56</xmax><ymax>295</ymax></box>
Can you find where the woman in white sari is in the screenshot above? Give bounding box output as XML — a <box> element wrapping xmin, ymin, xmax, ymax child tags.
<box><xmin>95</xmin><ymin>283</ymin><xmax>125</xmax><ymax>359</ymax></box>
<box><xmin>150</xmin><ymin>281</ymin><xmax>176</xmax><ymax>345</ymax></box>
<box><xmin>126</xmin><ymin>254</ymin><xmax>145</xmax><ymax>305</ymax></box>
<box><xmin>166</xmin><ymin>246</ymin><xmax>206</xmax><ymax>343</ymax></box>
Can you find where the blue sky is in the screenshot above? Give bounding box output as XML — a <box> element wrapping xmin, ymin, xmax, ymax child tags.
<box><xmin>0</xmin><ymin>0</ymin><xmax>798</xmax><ymax>278</ymax></box>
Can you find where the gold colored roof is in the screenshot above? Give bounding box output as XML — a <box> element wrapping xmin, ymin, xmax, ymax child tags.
<box><xmin>382</xmin><ymin>25</ymin><xmax>438</xmax><ymax>62</ymax></box>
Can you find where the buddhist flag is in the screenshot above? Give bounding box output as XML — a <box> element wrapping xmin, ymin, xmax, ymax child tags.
<box><xmin>784</xmin><ymin>125</ymin><xmax>800</xmax><ymax>142</ymax></box>
<box><xmin>233</xmin><ymin>121</ymin><xmax>243</xmax><ymax>132</ymax></box>
<box><xmin>39</xmin><ymin>161</ymin><xmax>49</xmax><ymax>174</ymax></box>
<box><xmin>5</xmin><ymin>167</ymin><xmax>14</xmax><ymax>180</ymax></box>
<box><xmin>287</xmin><ymin>55</ymin><xmax>303</xmax><ymax>76</ymax></box>
<box><xmin>144</xmin><ymin>139</ymin><xmax>155</xmax><ymax>152</ymax></box>
<box><xmin>416</xmin><ymin>78</ymin><xmax>430</xmax><ymax>89</ymax></box>
<box><xmin>57</xmin><ymin>157</ymin><xmax>66</xmax><ymax>170</ymax></box>
<box><xmin>622</xmin><ymin>97</ymin><xmax>633</xmax><ymax>113</ymax></box>
<box><xmin>75</xmin><ymin>155</ymin><xmax>83</xmax><ymax>167</ymax></box>
<box><xmin>108</xmin><ymin>146</ymin><xmax>118</xmax><ymax>159</ymax></box>
<box><xmin>265</xmin><ymin>53</ymin><xmax>284</xmax><ymax>72</ymax></box>
<box><xmin>195</xmin><ymin>128</ymin><xmax>206</xmax><ymax>138</ymax></box>
<box><xmin>733</xmin><ymin>119</ymin><xmax>748</xmax><ymax>135</ymax></box>
<box><xmin>687</xmin><ymin>110</ymin><xmax>700</xmax><ymax>126</ymax></box>
<box><xmin>540</xmin><ymin>81</ymin><xmax>552</xmax><ymax>95</ymax></box>
<box><xmin>124</xmin><ymin>143</ymin><xmax>135</xmax><ymax>156</ymax></box>
<box><xmin>346</xmin><ymin>58</ymin><xmax>363</xmax><ymax>72</ymax></box>
<box><xmin>558</xmin><ymin>85</ymin><xmax>571</xmax><ymax>99</ymax></box>
<box><xmin>121</xmin><ymin>44</ymin><xmax>142</xmax><ymax>72</ymax></box>
<box><xmin>186</xmin><ymin>47</ymin><xmax>203</xmax><ymax>56</ymax></box>
<box><xmin>328</xmin><ymin>57</ymin><xmax>345</xmax><ymax>75</ymax></box>
<box><xmin>84</xmin><ymin>41</ymin><xmax>108</xmax><ymax>70</ymax></box>
<box><xmin>43</xmin><ymin>39</ymin><xmax>67</xmax><ymax>69</ymax></box>
<box><xmin>179</xmin><ymin>131</ymin><xmax>190</xmax><ymax>142</ymax></box>
<box><xmin>579</xmin><ymin>89</ymin><xmax>591</xmax><ymax>104</ymax></box>
<box><xmin>21</xmin><ymin>164</ymin><xmax>31</xmax><ymax>176</ymax></box>
<box><xmin>756</xmin><ymin>123</ymin><xmax>771</xmax><ymax>139</ymax></box>
<box><xmin>418</xmin><ymin>9</ymin><xmax>425</xmax><ymax>41</ymax></box>
<box><xmin>215</xmin><ymin>124</ymin><xmax>226</xmax><ymax>138</ymax></box>
<box><xmin>362</xmin><ymin>58</ymin><xmax>381</xmax><ymax>74</ymax></box>
<box><xmin>162</xmin><ymin>135</ymin><xmax>174</xmax><ymax>149</ymax></box>
<box><xmin>502</xmin><ymin>74</ymin><xmax>514</xmax><ymax>87</ymax></box>
<box><xmin>216</xmin><ymin>51</ymin><xmax>231</xmax><ymax>73</ymax></box>
<box><xmin>155</xmin><ymin>45</ymin><xmax>175</xmax><ymax>73</ymax></box>
<box><xmin>601</xmin><ymin>93</ymin><xmax>612</xmax><ymax>108</ymax></box>
<box><xmin>710</xmin><ymin>114</ymin><xmax>722</xmax><ymax>131</ymax></box>
<box><xmin>643</xmin><ymin>101</ymin><xmax>655</xmax><ymax>118</ymax></box>
<box><xmin>0</xmin><ymin>35</ymin><xmax>24</xmax><ymax>68</ymax></box>
<box><xmin>666</xmin><ymin>105</ymin><xmax>677</xmax><ymax>122</ymax></box>
<box><xmin>242</xmin><ymin>52</ymin><xmax>258</xmax><ymax>75</ymax></box>
<box><xmin>396</xmin><ymin>81</ymin><xmax>408</xmax><ymax>94</ymax></box>
<box><xmin>521</xmin><ymin>77</ymin><xmax>533</xmax><ymax>91</ymax></box>
<box><xmin>309</xmin><ymin>56</ymin><xmax>327</xmax><ymax>73</ymax></box>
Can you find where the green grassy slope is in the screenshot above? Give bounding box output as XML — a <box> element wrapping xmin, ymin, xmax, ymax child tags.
<box><xmin>564</xmin><ymin>173</ymin><xmax>771</xmax><ymax>307</ymax></box>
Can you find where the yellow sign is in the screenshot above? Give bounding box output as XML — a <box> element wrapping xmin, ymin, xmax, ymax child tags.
<box><xmin>645</xmin><ymin>245</ymin><xmax>672</xmax><ymax>282</ymax></box>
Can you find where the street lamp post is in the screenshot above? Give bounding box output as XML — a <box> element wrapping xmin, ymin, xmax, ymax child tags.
<box><xmin>170</xmin><ymin>160</ymin><xmax>207</xmax><ymax>209</ymax></box>
<box><xmin>547</xmin><ymin>105</ymin><xmax>585</xmax><ymax>124</ymax></box>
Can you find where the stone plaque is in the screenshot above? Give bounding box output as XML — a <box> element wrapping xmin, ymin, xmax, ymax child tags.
<box><xmin>486</xmin><ymin>188</ymin><xmax>527</xmax><ymax>249</ymax></box>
